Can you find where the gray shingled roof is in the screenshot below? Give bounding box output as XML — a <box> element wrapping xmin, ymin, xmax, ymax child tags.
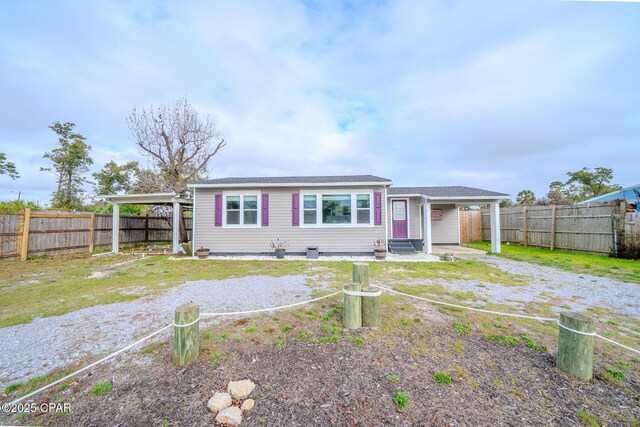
<box><xmin>196</xmin><ymin>175</ymin><xmax>392</xmax><ymax>185</ymax></box>
<box><xmin>388</xmin><ymin>186</ymin><xmax>508</xmax><ymax>198</ymax></box>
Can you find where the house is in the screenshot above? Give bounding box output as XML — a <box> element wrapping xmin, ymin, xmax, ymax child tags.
<box><xmin>578</xmin><ymin>184</ymin><xmax>640</xmax><ymax>212</ymax></box>
<box><xmin>185</xmin><ymin>175</ymin><xmax>508</xmax><ymax>256</ymax></box>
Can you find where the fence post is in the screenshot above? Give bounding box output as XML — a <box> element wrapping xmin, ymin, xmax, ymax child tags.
<box><xmin>523</xmin><ymin>205</ymin><xmax>528</xmax><ymax>247</ymax></box>
<box><xmin>556</xmin><ymin>311</ymin><xmax>594</xmax><ymax>380</ymax></box>
<box><xmin>550</xmin><ymin>205</ymin><xmax>557</xmax><ymax>251</ymax></box>
<box><xmin>361</xmin><ymin>286</ymin><xmax>381</xmax><ymax>328</ymax></box>
<box><xmin>19</xmin><ymin>208</ymin><xmax>31</xmax><ymax>261</ymax></box>
<box><xmin>173</xmin><ymin>302</ymin><xmax>200</xmax><ymax>366</ymax></box>
<box><xmin>343</xmin><ymin>284</ymin><xmax>362</xmax><ymax>329</ymax></box>
<box><xmin>352</xmin><ymin>262</ymin><xmax>369</xmax><ymax>292</ymax></box>
<box><xmin>88</xmin><ymin>213</ymin><xmax>95</xmax><ymax>253</ymax></box>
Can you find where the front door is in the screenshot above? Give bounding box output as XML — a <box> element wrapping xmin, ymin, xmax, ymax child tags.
<box><xmin>392</xmin><ymin>200</ymin><xmax>408</xmax><ymax>238</ymax></box>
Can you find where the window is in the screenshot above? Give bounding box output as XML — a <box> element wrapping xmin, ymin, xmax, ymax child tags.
<box><xmin>322</xmin><ymin>194</ymin><xmax>351</xmax><ymax>224</ymax></box>
<box><xmin>300</xmin><ymin>191</ymin><xmax>373</xmax><ymax>227</ymax></box>
<box><xmin>243</xmin><ymin>195</ymin><xmax>258</xmax><ymax>225</ymax></box>
<box><xmin>356</xmin><ymin>194</ymin><xmax>370</xmax><ymax>224</ymax></box>
<box><xmin>303</xmin><ymin>195</ymin><xmax>317</xmax><ymax>224</ymax></box>
<box><xmin>224</xmin><ymin>193</ymin><xmax>260</xmax><ymax>227</ymax></box>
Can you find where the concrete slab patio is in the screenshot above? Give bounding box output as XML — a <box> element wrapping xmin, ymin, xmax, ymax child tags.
<box><xmin>431</xmin><ymin>245</ymin><xmax>486</xmax><ymax>255</ymax></box>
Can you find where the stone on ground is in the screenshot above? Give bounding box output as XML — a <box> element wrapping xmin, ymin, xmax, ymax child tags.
<box><xmin>207</xmin><ymin>392</ymin><xmax>232</xmax><ymax>413</ymax></box>
<box><xmin>215</xmin><ymin>406</ymin><xmax>243</xmax><ymax>426</ymax></box>
<box><xmin>241</xmin><ymin>399</ymin><xmax>255</xmax><ymax>412</ymax></box>
<box><xmin>228</xmin><ymin>379</ymin><xmax>255</xmax><ymax>399</ymax></box>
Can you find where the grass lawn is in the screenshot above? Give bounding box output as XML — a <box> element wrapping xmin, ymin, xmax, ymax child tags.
<box><xmin>467</xmin><ymin>241</ymin><xmax>640</xmax><ymax>284</ymax></box>
<box><xmin>0</xmin><ymin>253</ymin><xmax>527</xmax><ymax>328</ymax></box>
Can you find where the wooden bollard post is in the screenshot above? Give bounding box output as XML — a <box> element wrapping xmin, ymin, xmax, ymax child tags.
<box><xmin>361</xmin><ymin>286</ymin><xmax>381</xmax><ymax>328</ymax></box>
<box><xmin>343</xmin><ymin>284</ymin><xmax>362</xmax><ymax>329</ymax></box>
<box><xmin>173</xmin><ymin>302</ymin><xmax>200</xmax><ymax>366</ymax></box>
<box><xmin>352</xmin><ymin>262</ymin><xmax>370</xmax><ymax>292</ymax></box>
<box><xmin>556</xmin><ymin>311</ymin><xmax>595</xmax><ymax>380</ymax></box>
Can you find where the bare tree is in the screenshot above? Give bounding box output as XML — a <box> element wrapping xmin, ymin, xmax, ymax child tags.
<box><xmin>127</xmin><ymin>97</ymin><xmax>226</xmax><ymax>241</ymax></box>
<box><xmin>127</xmin><ymin>97</ymin><xmax>226</xmax><ymax>193</ymax></box>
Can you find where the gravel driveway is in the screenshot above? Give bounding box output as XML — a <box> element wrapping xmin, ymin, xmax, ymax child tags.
<box><xmin>432</xmin><ymin>255</ymin><xmax>640</xmax><ymax>320</ymax></box>
<box><xmin>0</xmin><ymin>275</ymin><xmax>323</xmax><ymax>388</ymax></box>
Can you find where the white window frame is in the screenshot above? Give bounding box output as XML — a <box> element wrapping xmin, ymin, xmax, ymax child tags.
<box><xmin>299</xmin><ymin>189</ymin><xmax>374</xmax><ymax>228</ymax></box>
<box><xmin>222</xmin><ymin>190</ymin><xmax>262</xmax><ymax>228</ymax></box>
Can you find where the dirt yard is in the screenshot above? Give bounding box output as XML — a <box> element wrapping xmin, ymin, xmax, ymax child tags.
<box><xmin>1</xmin><ymin>253</ymin><xmax>639</xmax><ymax>426</ymax></box>
<box><xmin>2</xmin><ymin>288</ymin><xmax>639</xmax><ymax>426</ymax></box>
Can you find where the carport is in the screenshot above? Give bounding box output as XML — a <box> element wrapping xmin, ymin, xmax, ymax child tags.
<box><xmin>101</xmin><ymin>192</ymin><xmax>192</xmax><ymax>253</ymax></box>
<box><xmin>386</xmin><ymin>186</ymin><xmax>508</xmax><ymax>255</ymax></box>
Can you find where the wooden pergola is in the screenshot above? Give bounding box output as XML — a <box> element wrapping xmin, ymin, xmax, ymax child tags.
<box><xmin>101</xmin><ymin>192</ymin><xmax>192</xmax><ymax>253</ymax></box>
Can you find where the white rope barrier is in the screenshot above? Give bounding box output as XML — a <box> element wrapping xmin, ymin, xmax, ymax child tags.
<box><xmin>173</xmin><ymin>317</ymin><xmax>201</xmax><ymax>328</ymax></box>
<box><xmin>556</xmin><ymin>320</ymin><xmax>595</xmax><ymax>336</ymax></box>
<box><xmin>7</xmin><ymin>290</ymin><xmax>343</xmax><ymax>406</ymax></box>
<box><xmin>343</xmin><ymin>289</ymin><xmax>382</xmax><ymax>297</ymax></box>
<box><xmin>9</xmin><ymin>324</ymin><xmax>172</xmax><ymax>406</ymax></box>
<box><xmin>595</xmin><ymin>334</ymin><xmax>640</xmax><ymax>355</ymax></box>
<box><xmin>373</xmin><ymin>284</ymin><xmax>640</xmax><ymax>356</ymax></box>
<box><xmin>8</xmin><ymin>286</ymin><xmax>640</xmax><ymax>409</ymax></box>
<box><xmin>371</xmin><ymin>284</ymin><xmax>557</xmax><ymax>322</ymax></box>
<box><xmin>199</xmin><ymin>290</ymin><xmax>343</xmax><ymax>317</ymax></box>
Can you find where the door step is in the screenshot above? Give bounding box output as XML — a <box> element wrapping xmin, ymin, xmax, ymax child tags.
<box><xmin>388</xmin><ymin>240</ymin><xmax>416</xmax><ymax>254</ymax></box>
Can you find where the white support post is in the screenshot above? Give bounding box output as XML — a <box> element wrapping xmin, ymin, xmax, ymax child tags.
<box><xmin>112</xmin><ymin>203</ymin><xmax>120</xmax><ymax>253</ymax></box>
<box><xmin>423</xmin><ymin>199</ymin><xmax>432</xmax><ymax>254</ymax></box>
<box><xmin>490</xmin><ymin>202</ymin><xmax>501</xmax><ymax>253</ymax></box>
<box><xmin>172</xmin><ymin>202</ymin><xmax>181</xmax><ymax>253</ymax></box>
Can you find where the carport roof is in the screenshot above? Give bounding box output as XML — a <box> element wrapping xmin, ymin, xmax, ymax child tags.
<box><xmin>388</xmin><ymin>186</ymin><xmax>509</xmax><ymax>199</ymax></box>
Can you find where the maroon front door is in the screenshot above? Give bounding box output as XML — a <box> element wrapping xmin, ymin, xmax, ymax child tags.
<box><xmin>392</xmin><ymin>200</ymin><xmax>408</xmax><ymax>238</ymax></box>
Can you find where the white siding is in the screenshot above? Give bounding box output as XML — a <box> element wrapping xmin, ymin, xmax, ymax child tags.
<box><xmin>194</xmin><ymin>186</ymin><xmax>387</xmax><ymax>254</ymax></box>
<box><xmin>431</xmin><ymin>204</ymin><xmax>460</xmax><ymax>244</ymax></box>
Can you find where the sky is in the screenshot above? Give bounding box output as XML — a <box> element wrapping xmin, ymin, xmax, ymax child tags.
<box><xmin>0</xmin><ymin>0</ymin><xmax>639</xmax><ymax>206</ymax></box>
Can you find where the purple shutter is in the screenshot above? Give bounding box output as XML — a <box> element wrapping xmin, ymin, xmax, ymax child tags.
<box><xmin>292</xmin><ymin>193</ymin><xmax>300</xmax><ymax>226</ymax></box>
<box><xmin>214</xmin><ymin>193</ymin><xmax>222</xmax><ymax>227</ymax></box>
<box><xmin>374</xmin><ymin>192</ymin><xmax>382</xmax><ymax>225</ymax></box>
<box><xmin>261</xmin><ymin>193</ymin><xmax>269</xmax><ymax>226</ymax></box>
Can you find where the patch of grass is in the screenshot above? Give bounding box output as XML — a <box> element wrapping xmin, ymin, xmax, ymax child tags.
<box><xmin>578</xmin><ymin>409</ymin><xmax>600</xmax><ymax>427</ymax></box>
<box><xmin>15</xmin><ymin>367</ymin><xmax>77</xmax><ymax>397</ymax></box>
<box><xmin>433</xmin><ymin>371</ymin><xmax>452</xmax><ymax>384</ymax></box>
<box><xmin>520</xmin><ymin>332</ymin><xmax>547</xmax><ymax>352</ymax></box>
<box><xmin>140</xmin><ymin>342</ymin><xmax>163</xmax><ymax>354</ymax></box>
<box><xmin>308</xmin><ymin>337</ymin><xmax>320</xmax><ymax>344</ymax></box>
<box><xmin>606</xmin><ymin>368</ymin><xmax>626</xmax><ymax>381</ymax></box>
<box><xmin>400</xmin><ymin>318</ymin><xmax>410</xmax><ymax>326</ymax></box>
<box><xmin>451</xmin><ymin>340</ymin><xmax>464</xmax><ymax>353</ymax></box>
<box><xmin>218</xmin><ymin>333</ymin><xmax>229</xmax><ymax>342</ymax></box>
<box><xmin>0</xmin><ymin>256</ymin><xmax>356</xmax><ymax>328</ymax></box>
<box><xmin>298</xmin><ymin>332</ymin><xmax>308</xmax><ymax>339</ymax></box>
<box><xmin>353</xmin><ymin>337</ymin><xmax>365</xmax><ymax>346</ymax></box>
<box><xmin>468</xmin><ymin>241</ymin><xmax>640</xmax><ymax>284</ymax></box>
<box><xmin>413</xmin><ymin>317</ymin><xmax>421</xmax><ymax>323</ymax></box>
<box><xmin>91</xmin><ymin>381</ymin><xmax>112</xmax><ymax>396</ymax></box>
<box><xmin>274</xmin><ymin>340</ymin><xmax>283</xmax><ymax>350</ymax></box>
<box><xmin>392</xmin><ymin>392</ymin><xmax>410</xmax><ymax>410</ymax></box>
<box><xmin>282</xmin><ymin>324</ymin><xmax>292</xmax><ymax>332</ymax></box>
<box><xmin>210</xmin><ymin>351</ymin><xmax>227</xmax><ymax>366</ymax></box>
<box><xmin>4</xmin><ymin>382</ymin><xmax>22</xmax><ymax>394</ymax></box>
<box><xmin>202</xmin><ymin>332</ymin><xmax>212</xmax><ymax>340</ymax></box>
<box><xmin>246</xmin><ymin>326</ymin><xmax>256</xmax><ymax>333</ymax></box>
<box><xmin>387</xmin><ymin>374</ymin><xmax>400</xmax><ymax>383</ymax></box>
<box><xmin>453</xmin><ymin>321</ymin><xmax>471</xmax><ymax>335</ymax></box>
<box><xmin>485</xmin><ymin>333</ymin><xmax>519</xmax><ymax>347</ymax></box>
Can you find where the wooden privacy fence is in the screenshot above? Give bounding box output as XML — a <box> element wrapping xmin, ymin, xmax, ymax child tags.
<box><xmin>0</xmin><ymin>209</ymin><xmax>192</xmax><ymax>261</ymax></box>
<box><xmin>459</xmin><ymin>210</ymin><xmax>483</xmax><ymax>243</ymax></box>
<box><xmin>480</xmin><ymin>203</ymin><xmax>638</xmax><ymax>254</ymax></box>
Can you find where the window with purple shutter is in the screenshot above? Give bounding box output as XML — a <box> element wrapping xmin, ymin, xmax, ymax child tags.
<box><xmin>214</xmin><ymin>193</ymin><xmax>222</xmax><ymax>227</ymax></box>
<box><xmin>292</xmin><ymin>193</ymin><xmax>300</xmax><ymax>226</ymax></box>
<box><xmin>261</xmin><ymin>193</ymin><xmax>269</xmax><ymax>226</ymax></box>
<box><xmin>374</xmin><ymin>192</ymin><xmax>382</xmax><ymax>225</ymax></box>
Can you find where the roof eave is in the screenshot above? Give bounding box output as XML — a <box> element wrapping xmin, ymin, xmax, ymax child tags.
<box><xmin>187</xmin><ymin>181</ymin><xmax>393</xmax><ymax>189</ymax></box>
